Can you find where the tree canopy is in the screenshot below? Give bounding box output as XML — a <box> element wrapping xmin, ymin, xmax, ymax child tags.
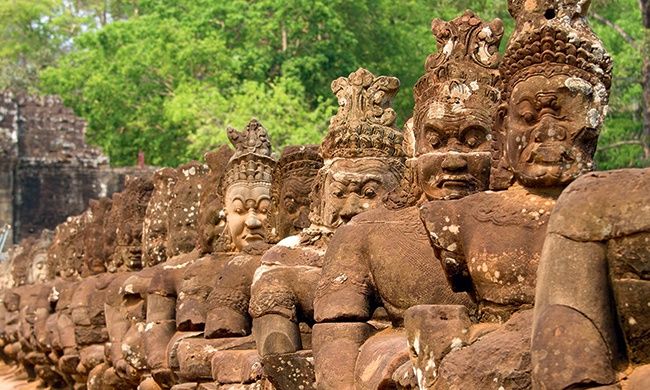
<box><xmin>1</xmin><ymin>0</ymin><xmax>648</xmax><ymax>168</ymax></box>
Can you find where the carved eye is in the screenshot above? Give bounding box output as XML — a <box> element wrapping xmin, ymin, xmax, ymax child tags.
<box><xmin>235</xmin><ymin>207</ymin><xmax>244</xmax><ymax>214</ymax></box>
<box><xmin>332</xmin><ymin>189</ymin><xmax>344</xmax><ymax>198</ymax></box>
<box><xmin>284</xmin><ymin>197</ymin><xmax>297</xmax><ymax>213</ymax></box>
<box><xmin>522</xmin><ymin>111</ymin><xmax>536</xmax><ymax>124</ymax></box>
<box><xmin>363</xmin><ymin>187</ymin><xmax>377</xmax><ymax>198</ymax></box>
<box><xmin>428</xmin><ymin>133</ymin><xmax>441</xmax><ymax>148</ymax></box>
<box><xmin>466</xmin><ymin>135</ymin><xmax>479</xmax><ymax>148</ymax></box>
<box><xmin>462</xmin><ymin>126</ymin><xmax>487</xmax><ymax>149</ymax></box>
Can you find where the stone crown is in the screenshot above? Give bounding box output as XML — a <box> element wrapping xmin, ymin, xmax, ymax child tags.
<box><xmin>221</xmin><ymin>119</ymin><xmax>276</xmax><ymax>190</ymax></box>
<box><xmin>321</xmin><ymin>68</ymin><xmax>405</xmax><ymax>159</ymax></box>
<box><xmin>413</xmin><ymin>10</ymin><xmax>504</xmax><ymax>111</ymax></box>
<box><xmin>501</xmin><ymin>0</ymin><xmax>612</xmax><ymax>100</ymax></box>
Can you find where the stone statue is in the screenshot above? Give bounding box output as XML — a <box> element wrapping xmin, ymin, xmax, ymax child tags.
<box><xmin>61</xmin><ymin>176</ymin><xmax>154</xmax><ymax>387</ymax></box>
<box><xmin>267</xmin><ymin>145</ymin><xmax>323</xmax><ymax>243</ymax></box>
<box><xmin>143</xmin><ymin>120</ymin><xmax>276</xmax><ymax>388</ymax></box>
<box><xmin>311</xmin><ymin>11</ymin><xmax>503</xmax><ymax>389</ymax></box>
<box><xmin>82</xmin><ymin>197</ymin><xmax>113</xmax><ymax>276</ymax></box>
<box><xmin>142</xmin><ymin>168</ymin><xmax>178</xmax><ymax>268</ymax></box>
<box><xmin>249</xmin><ymin>68</ymin><xmax>405</xmax><ymax>389</ymax></box>
<box><xmin>107</xmin><ymin>176</ymin><xmax>155</xmax><ymax>272</ymax></box>
<box><xmin>412</xmin><ymin>1</ymin><xmax>612</xmax><ymax>387</ymax></box>
<box><xmin>532</xmin><ymin>168</ymin><xmax>650</xmax><ymax>389</ymax></box>
<box><xmin>94</xmin><ymin>163</ymin><xmax>208</xmax><ymax>390</ymax></box>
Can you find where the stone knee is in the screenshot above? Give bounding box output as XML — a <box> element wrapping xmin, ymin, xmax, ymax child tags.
<box><xmin>532</xmin><ymin>304</ymin><xmax>616</xmax><ymax>390</ymax></box>
<box><xmin>313</xmin><ymin>322</ymin><xmax>374</xmax><ymax>390</ymax></box>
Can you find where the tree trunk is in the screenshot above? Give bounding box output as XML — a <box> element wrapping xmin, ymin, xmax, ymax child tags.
<box><xmin>640</xmin><ymin>0</ymin><xmax>650</xmax><ymax>160</ymax></box>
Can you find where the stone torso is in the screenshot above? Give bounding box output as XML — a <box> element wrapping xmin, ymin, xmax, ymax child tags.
<box><xmin>422</xmin><ymin>185</ymin><xmax>557</xmax><ymax>321</ymax></box>
<box><xmin>351</xmin><ymin>206</ymin><xmax>473</xmax><ymax>321</ymax></box>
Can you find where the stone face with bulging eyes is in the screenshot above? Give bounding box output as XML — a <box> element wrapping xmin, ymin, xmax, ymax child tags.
<box><xmin>504</xmin><ymin>74</ymin><xmax>602</xmax><ymax>188</ymax></box>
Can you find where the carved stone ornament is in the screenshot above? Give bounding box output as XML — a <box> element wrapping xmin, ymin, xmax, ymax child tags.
<box><xmin>220</xmin><ymin>119</ymin><xmax>275</xmax><ymax>192</ymax></box>
<box><xmin>321</xmin><ymin>68</ymin><xmax>404</xmax><ymax>159</ymax></box>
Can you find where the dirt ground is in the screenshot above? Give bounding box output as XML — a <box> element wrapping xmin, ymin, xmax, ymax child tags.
<box><xmin>0</xmin><ymin>363</ymin><xmax>39</xmax><ymax>390</ymax></box>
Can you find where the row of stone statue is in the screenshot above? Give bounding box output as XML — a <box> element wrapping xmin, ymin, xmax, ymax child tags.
<box><xmin>0</xmin><ymin>1</ymin><xmax>648</xmax><ymax>389</ymax></box>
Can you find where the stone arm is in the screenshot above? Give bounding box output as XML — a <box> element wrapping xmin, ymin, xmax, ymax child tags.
<box><xmin>102</xmin><ymin>275</ymin><xmax>126</xmax><ymax>364</ymax></box>
<box><xmin>531</xmin><ymin>232</ymin><xmax>619</xmax><ymax>389</ymax></box>
<box><xmin>204</xmin><ymin>253</ymin><xmax>261</xmax><ymax>338</ymax></box>
<box><xmin>144</xmin><ymin>267</ymin><xmax>179</xmax><ymax>373</ymax></box>
<box><xmin>313</xmin><ymin>223</ymin><xmax>374</xmax><ymax>323</ymax></box>
<box><xmin>419</xmin><ymin>201</ymin><xmax>474</xmax><ymax>296</ymax></box>
<box><xmin>531</xmin><ymin>169</ymin><xmax>650</xmax><ymax>389</ymax></box>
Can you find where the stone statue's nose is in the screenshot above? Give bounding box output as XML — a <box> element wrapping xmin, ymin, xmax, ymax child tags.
<box><xmin>245</xmin><ymin>212</ymin><xmax>262</xmax><ymax>229</ymax></box>
<box><xmin>534</xmin><ymin>121</ymin><xmax>567</xmax><ymax>142</ymax></box>
<box><xmin>339</xmin><ymin>195</ymin><xmax>363</xmax><ymax>222</ymax></box>
<box><xmin>441</xmin><ymin>154</ymin><xmax>468</xmax><ymax>172</ymax></box>
<box><xmin>295</xmin><ymin>210</ymin><xmax>310</xmax><ymax>229</ymax></box>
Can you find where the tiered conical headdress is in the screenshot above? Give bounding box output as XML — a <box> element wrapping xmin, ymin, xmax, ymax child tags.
<box><xmin>501</xmin><ymin>0</ymin><xmax>612</xmax><ymax>102</ymax></box>
<box><xmin>321</xmin><ymin>68</ymin><xmax>405</xmax><ymax>159</ymax></box>
<box><xmin>221</xmin><ymin>119</ymin><xmax>276</xmax><ymax>193</ymax></box>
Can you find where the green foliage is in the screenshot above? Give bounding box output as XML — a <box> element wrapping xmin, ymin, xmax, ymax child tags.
<box><xmin>1</xmin><ymin>0</ymin><xmax>648</xmax><ymax>168</ymax></box>
<box><xmin>591</xmin><ymin>0</ymin><xmax>649</xmax><ymax>168</ymax></box>
<box><xmin>172</xmin><ymin>76</ymin><xmax>333</xmax><ymax>157</ymax></box>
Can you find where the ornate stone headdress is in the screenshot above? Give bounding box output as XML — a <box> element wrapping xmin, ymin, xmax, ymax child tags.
<box><xmin>501</xmin><ymin>0</ymin><xmax>613</xmax><ymax>101</ymax></box>
<box><xmin>220</xmin><ymin>119</ymin><xmax>276</xmax><ymax>193</ymax></box>
<box><xmin>321</xmin><ymin>68</ymin><xmax>405</xmax><ymax>159</ymax></box>
<box><xmin>413</xmin><ymin>10</ymin><xmax>503</xmax><ymax>130</ymax></box>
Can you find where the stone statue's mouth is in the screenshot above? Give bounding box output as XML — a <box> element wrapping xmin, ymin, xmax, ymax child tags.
<box><xmin>435</xmin><ymin>174</ymin><xmax>477</xmax><ymax>191</ymax></box>
<box><xmin>526</xmin><ymin>143</ymin><xmax>574</xmax><ymax>166</ymax></box>
<box><xmin>244</xmin><ymin>233</ymin><xmax>264</xmax><ymax>242</ymax></box>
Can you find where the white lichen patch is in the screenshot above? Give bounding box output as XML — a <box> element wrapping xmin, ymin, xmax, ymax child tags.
<box><xmin>333</xmin><ymin>273</ymin><xmax>348</xmax><ymax>284</ymax></box>
<box><xmin>450</xmin><ymin>337</ymin><xmax>463</xmax><ymax>351</ymax></box>
<box><xmin>442</xmin><ymin>38</ymin><xmax>455</xmax><ymax>57</ymax></box>
<box><xmin>565</xmin><ymin>77</ymin><xmax>593</xmax><ymax>97</ymax></box>
<box><xmin>163</xmin><ymin>261</ymin><xmax>190</xmax><ymax>270</ymax></box>
<box><xmin>252</xmin><ymin>264</ymin><xmax>274</xmax><ymax>286</ymax></box>
<box><xmin>278</xmin><ymin>235</ymin><xmax>301</xmax><ymax>248</ymax></box>
<box><xmin>587</xmin><ymin>108</ymin><xmax>602</xmax><ymax>128</ymax></box>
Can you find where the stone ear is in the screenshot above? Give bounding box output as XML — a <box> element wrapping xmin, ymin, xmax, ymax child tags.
<box><xmin>489</xmin><ymin>103</ymin><xmax>514</xmax><ymax>190</ymax></box>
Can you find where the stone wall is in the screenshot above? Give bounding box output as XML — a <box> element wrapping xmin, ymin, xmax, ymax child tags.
<box><xmin>0</xmin><ymin>90</ymin><xmax>151</xmax><ymax>243</ymax></box>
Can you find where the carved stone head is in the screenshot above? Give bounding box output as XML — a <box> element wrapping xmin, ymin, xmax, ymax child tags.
<box><xmin>106</xmin><ymin>175</ymin><xmax>154</xmax><ymax>272</ymax></box>
<box><xmin>216</xmin><ymin>119</ymin><xmax>276</xmax><ymax>252</ymax></box>
<box><xmin>495</xmin><ymin>0</ymin><xmax>612</xmax><ymax>188</ymax></box>
<box><xmin>82</xmin><ymin>197</ymin><xmax>112</xmax><ymax>275</ymax></box>
<box><xmin>47</xmin><ymin>213</ymin><xmax>86</xmax><ymax>280</ymax></box>
<box><xmin>412</xmin><ymin>11</ymin><xmax>504</xmax><ymax>201</ymax></box>
<box><xmin>164</xmin><ymin>161</ymin><xmax>208</xmax><ymax>256</ymax></box>
<box><xmin>268</xmin><ymin>145</ymin><xmax>323</xmax><ymax>242</ymax></box>
<box><xmin>27</xmin><ymin>229</ymin><xmax>54</xmax><ymax>284</ymax></box>
<box><xmin>312</xmin><ymin>68</ymin><xmax>405</xmax><ymax>228</ymax></box>
<box><xmin>142</xmin><ymin>167</ymin><xmax>177</xmax><ymax>267</ymax></box>
<box><xmin>196</xmin><ymin>145</ymin><xmax>234</xmax><ymax>255</ymax></box>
